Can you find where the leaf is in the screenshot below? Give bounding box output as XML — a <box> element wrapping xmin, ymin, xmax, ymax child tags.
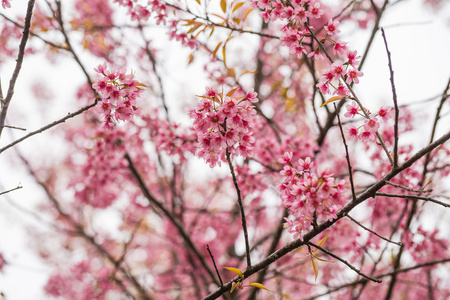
<box><xmin>223</xmin><ymin>266</ymin><xmax>244</xmax><ymax>278</ymax></box>
<box><xmin>222</xmin><ymin>44</ymin><xmax>227</xmax><ymax>65</ymax></box>
<box><xmin>211</xmin><ymin>42</ymin><xmax>222</xmax><ymax>58</ymax></box>
<box><xmin>281</xmin><ymin>293</ymin><xmax>293</xmax><ymax>300</ymax></box>
<box><xmin>249</xmin><ymin>282</ymin><xmax>271</xmax><ymax>292</ymax></box>
<box><xmin>311</xmin><ymin>253</ymin><xmax>334</xmax><ymax>263</ymax></box>
<box><xmin>317</xmin><ymin>233</ymin><xmax>329</xmax><ymax>247</ymax></box>
<box><xmin>220</xmin><ymin>0</ymin><xmax>227</xmax><ymax>13</ymax></box>
<box><xmin>311</xmin><ymin>256</ymin><xmax>319</xmax><ymax>281</ymax></box>
<box><xmin>243</xmin><ymin>8</ymin><xmax>254</xmax><ymax>21</ymax></box>
<box><xmin>232</xmin><ymin>2</ymin><xmax>244</xmax><ymax>12</ymax></box>
<box><xmin>195</xmin><ymin>0</ymin><xmax>201</xmax><ymax>4</ymax></box>
<box><xmin>240</xmin><ymin>70</ymin><xmax>257</xmax><ymax>76</ymax></box>
<box><xmin>230</xmin><ymin>281</ymin><xmax>238</xmax><ymax>293</ymax></box>
<box><xmin>321</xmin><ymin>96</ymin><xmax>342</xmax><ymax>107</ymax></box>
<box><xmin>226</xmin><ymin>87</ymin><xmax>239</xmax><ymax>97</ymax></box>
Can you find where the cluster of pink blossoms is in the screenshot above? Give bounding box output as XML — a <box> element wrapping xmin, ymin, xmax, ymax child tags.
<box><xmin>189</xmin><ymin>87</ymin><xmax>258</xmax><ymax>168</ymax></box>
<box><xmin>345</xmin><ymin>102</ymin><xmax>394</xmax><ymax>143</ymax></box>
<box><xmin>278</xmin><ymin>152</ymin><xmax>346</xmax><ymax>239</ymax></box>
<box><xmin>92</xmin><ymin>63</ymin><xmax>143</xmax><ymax>129</ymax></box>
<box><xmin>113</xmin><ymin>0</ymin><xmax>167</xmax><ymax>24</ymax></box>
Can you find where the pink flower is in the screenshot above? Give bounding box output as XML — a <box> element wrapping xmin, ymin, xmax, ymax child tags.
<box><xmin>347</xmin><ymin>126</ymin><xmax>359</xmax><ymax>140</ymax></box>
<box><xmin>378</xmin><ymin>106</ymin><xmax>394</xmax><ymax>121</ymax></box>
<box><xmin>245</xmin><ymin>89</ymin><xmax>259</xmax><ymax>103</ymax></box>
<box><xmin>298</xmin><ymin>157</ymin><xmax>313</xmax><ymax>171</ymax></box>
<box><xmin>333</xmin><ymin>41</ymin><xmax>348</xmax><ymax>55</ymax></box>
<box><xmin>344</xmin><ymin>101</ymin><xmax>360</xmax><ymax>118</ymax></box>
<box><xmin>310</xmin><ymin>2</ymin><xmax>324</xmax><ymax>18</ymax></box>
<box><xmin>364</xmin><ymin>117</ymin><xmax>380</xmax><ymax>133</ymax></box>
<box><xmin>307</xmin><ymin>48</ymin><xmax>324</xmax><ymax>60</ymax></box>
<box><xmin>324</xmin><ymin>19</ymin><xmax>340</xmax><ymax>35</ymax></box>
<box><xmin>346</xmin><ymin>50</ymin><xmax>361</xmax><ymax>67</ymax></box>
<box><xmin>278</xmin><ymin>152</ymin><xmax>293</xmax><ymax>164</ymax></box>
<box><xmin>2</xmin><ymin>0</ymin><xmax>11</xmax><ymax>9</ymax></box>
<box><xmin>333</xmin><ymin>83</ymin><xmax>349</xmax><ymax>97</ymax></box>
<box><xmin>359</xmin><ymin>130</ymin><xmax>376</xmax><ymax>143</ymax></box>
<box><xmin>331</xmin><ymin>63</ymin><xmax>345</xmax><ymax>80</ymax></box>
<box><xmin>346</xmin><ymin>68</ymin><xmax>364</xmax><ymax>84</ymax></box>
<box><xmin>316</xmin><ymin>82</ymin><xmax>330</xmax><ymax>94</ymax></box>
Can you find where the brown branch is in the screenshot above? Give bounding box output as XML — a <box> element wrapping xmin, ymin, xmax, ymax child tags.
<box><xmin>125</xmin><ymin>153</ymin><xmax>220</xmax><ymax>286</ymax></box>
<box><xmin>203</xmin><ymin>129</ymin><xmax>450</xmax><ymax>299</ymax></box>
<box><xmin>375</xmin><ymin>192</ymin><xmax>450</xmax><ymax>208</ymax></box>
<box><xmin>225</xmin><ymin>149</ymin><xmax>251</xmax><ymax>268</ymax></box>
<box><xmin>380</xmin><ymin>27</ymin><xmax>399</xmax><ymax>168</ymax></box>
<box><xmin>0</xmin><ymin>0</ymin><xmax>36</xmax><ymax>138</ymax></box>
<box><xmin>0</xmin><ymin>184</ymin><xmax>23</xmax><ymax>196</ymax></box>
<box><xmin>345</xmin><ymin>214</ymin><xmax>402</xmax><ymax>246</ymax></box>
<box><xmin>0</xmin><ymin>101</ymin><xmax>98</xmax><ymax>154</ymax></box>
<box><xmin>207</xmin><ymin>244</ymin><xmax>223</xmax><ymax>287</ymax></box>
<box><xmin>308</xmin><ymin>242</ymin><xmax>381</xmax><ymax>283</ymax></box>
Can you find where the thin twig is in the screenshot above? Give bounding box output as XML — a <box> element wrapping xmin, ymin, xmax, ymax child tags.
<box><xmin>380</xmin><ymin>27</ymin><xmax>399</xmax><ymax>168</ymax></box>
<box><xmin>0</xmin><ymin>124</ymin><xmax>26</xmax><ymax>131</ymax></box>
<box><xmin>0</xmin><ymin>0</ymin><xmax>36</xmax><ymax>138</ymax></box>
<box><xmin>345</xmin><ymin>213</ymin><xmax>402</xmax><ymax>246</ymax></box>
<box><xmin>225</xmin><ymin>149</ymin><xmax>251</xmax><ymax>268</ymax></box>
<box><xmin>207</xmin><ymin>244</ymin><xmax>223</xmax><ymax>286</ymax></box>
<box><xmin>308</xmin><ymin>242</ymin><xmax>381</xmax><ymax>283</ymax></box>
<box><xmin>0</xmin><ymin>101</ymin><xmax>98</xmax><ymax>154</ymax></box>
<box><xmin>334</xmin><ymin>103</ymin><xmax>356</xmax><ymax>202</ymax></box>
<box><xmin>386</xmin><ymin>181</ymin><xmax>432</xmax><ymax>193</ymax></box>
<box><xmin>0</xmin><ymin>184</ymin><xmax>23</xmax><ymax>196</ymax></box>
<box><xmin>375</xmin><ymin>192</ymin><xmax>450</xmax><ymax>208</ymax></box>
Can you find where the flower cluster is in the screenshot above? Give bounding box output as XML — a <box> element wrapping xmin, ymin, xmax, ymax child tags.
<box><xmin>316</xmin><ymin>52</ymin><xmax>364</xmax><ymax>97</ymax></box>
<box><xmin>345</xmin><ymin>103</ymin><xmax>394</xmax><ymax>143</ymax></box>
<box><xmin>113</xmin><ymin>0</ymin><xmax>167</xmax><ymax>24</ymax></box>
<box><xmin>278</xmin><ymin>152</ymin><xmax>346</xmax><ymax>239</ymax></box>
<box><xmin>189</xmin><ymin>87</ymin><xmax>258</xmax><ymax>168</ymax></box>
<box><xmin>92</xmin><ymin>63</ymin><xmax>143</xmax><ymax>129</ymax></box>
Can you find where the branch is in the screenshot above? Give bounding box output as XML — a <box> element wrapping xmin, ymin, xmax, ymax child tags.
<box><xmin>0</xmin><ymin>184</ymin><xmax>23</xmax><ymax>196</ymax></box>
<box><xmin>203</xmin><ymin>129</ymin><xmax>450</xmax><ymax>299</ymax></box>
<box><xmin>0</xmin><ymin>0</ymin><xmax>36</xmax><ymax>138</ymax></box>
<box><xmin>375</xmin><ymin>192</ymin><xmax>450</xmax><ymax>208</ymax></box>
<box><xmin>380</xmin><ymin>27</ymin><xmax>399</xmax><ymax>168</ymax></box>
<box><xmin>225</xmin><ymin>149</ymin><xmax>251</xmax><ymax>268</ymax></box>
<box><xmin>125</xmin><ymin>153</ymin><xmax>220</xmax><ymax>286</ymax></box>
<box><xmin>207</xmin><ymin>244</ymin><xmax>223</xmax><ymax>287</ymax></box>
<box><xmin>0</xmin><ymin>101</ymin><xmax>98</xmax><ymax>154</ymax></box>
<box><xmin>308</xmin><ymin>242</ymin><xmax>381</xmax><ymax>283</ymax></box>
<box><xmin>345</xmin><ymin>213</ymin><xmax>402</xmax><ymax>246</ymax></box>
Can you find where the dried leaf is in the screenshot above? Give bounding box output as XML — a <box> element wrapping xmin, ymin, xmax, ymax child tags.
<box><xmin>243</xmin><ymin>8</ymin><xmax>254</xmax><ymax>21</ymax></box>
<box><xmin>281</xmin><ymin>293</ymin><xmax>292</xmax><ymax>300</ymax></box>
<box><xmin>212</xmin><ymin>42</ymin><xmax>222</xmax><ymax>58</ymax></box>
<box><xmin>230</xmin><ymin>282</ymin><xmax>238</xmax><ymax>293</ymax></box>
<box><xmin>321</xmin><ymin>96</ymin><xmax>342</xmax><ymax>107</ymax></box>
<box><xmin>195</xmin><ymin>0</ymin><xmax>201</xmax><ymax>4</ymax></box>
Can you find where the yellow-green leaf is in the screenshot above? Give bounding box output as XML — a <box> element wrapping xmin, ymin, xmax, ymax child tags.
<box><xmin>249</xmin><ymin>282</ymin><xmax>271</xmax><ymax>292</ymax></box>
<box><xmin>317</xmin><ymin>233</ymin><xmax>329</xmax><ymax>247</ymax></box>
<box><xmin>321</xmin><ymin>96</ymin><xmax>342</xmax><ymax>107</ymax></box>
<box><xmin>220</xmin><ymin>0</ymin><xmax>227</xmax><ymax>13</ymax></box>
<box><xmin>223</xmin><ymin>266</ymin><xmax>244</xmax><ymax>278</ymax></box>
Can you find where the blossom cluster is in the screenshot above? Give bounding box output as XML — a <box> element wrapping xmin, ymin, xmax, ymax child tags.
<box><xmin>113</xmin><ymin>0</ymin><xmax>167</xmax><ymax>24</ymax></box>
<box><xmin>189</xmin><ymin>87</ymin><xmax>258</xmax><ymax>168</ymax></box>
<box><xmin>345</xmin><ymin>102</ymin><xmax>394</xmax><ymax>143</ymax></box>
<box><xmin>278</xmin><ymin>152</ymin><xmax>346</xmax><ymax>239</ymax></box>
<box><xmin>92</xmin><ymin>63</ymin><xmax>143</xmax><ymax>129</ymax></box>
